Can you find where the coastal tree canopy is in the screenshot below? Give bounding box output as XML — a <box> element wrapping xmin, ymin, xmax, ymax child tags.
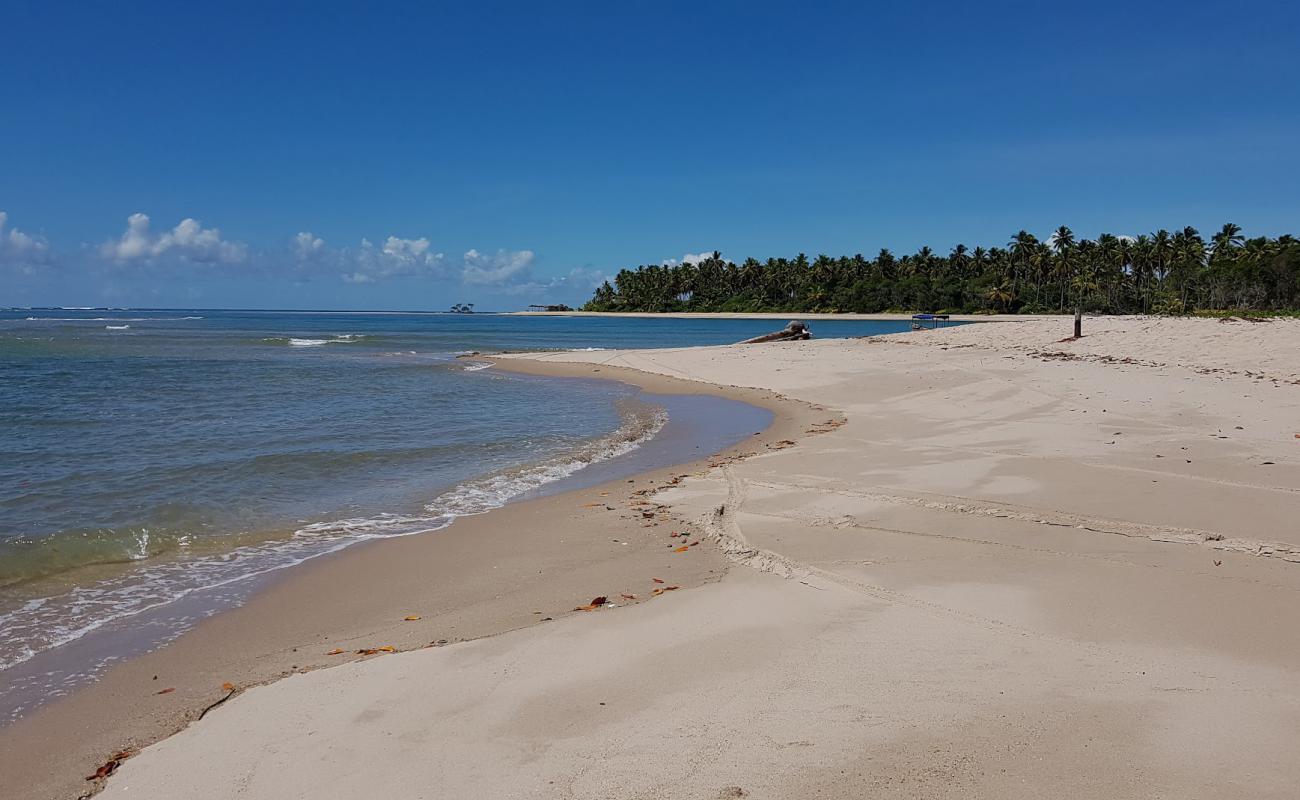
<box><xmin>582</xmin><ymin>226</ymin><xmax>1300</xmax><ymax>315</ymax></box>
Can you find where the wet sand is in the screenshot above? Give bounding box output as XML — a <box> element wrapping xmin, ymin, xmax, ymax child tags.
<box><xmin>0</xmin><ymin>368</ymin><xmax>820</xmax><ymax>800</ymax></box>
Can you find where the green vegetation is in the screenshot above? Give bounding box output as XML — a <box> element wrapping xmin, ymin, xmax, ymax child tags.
<box><xmin>583</xmin><ymin>225</ymin><xmax>1300</xmax><ymax>315</ymax></box>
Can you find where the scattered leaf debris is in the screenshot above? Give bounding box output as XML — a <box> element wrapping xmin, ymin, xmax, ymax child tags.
<box><xmin>85</xmin><ymin>750</ymin><xmax>132</xmax><ymax>781</ymax></box>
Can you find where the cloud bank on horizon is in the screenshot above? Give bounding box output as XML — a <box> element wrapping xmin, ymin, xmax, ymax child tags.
<box><xmin>1</xmin><ymin>210</ymin><xmax>615</xmax><ymax>308</ymax></box>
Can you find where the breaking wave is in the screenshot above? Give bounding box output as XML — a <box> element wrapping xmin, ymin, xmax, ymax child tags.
<box><xmin>262</xmin><ymin>334</ymin><xmax>373</xmax><ymax>347</ymax></box>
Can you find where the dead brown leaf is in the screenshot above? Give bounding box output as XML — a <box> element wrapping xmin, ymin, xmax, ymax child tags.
<box><xmin>156</xmin><ymin>687</ymin><xmax>175</xmax><ymax>695</ymax></box>
<box><xmin>85</xmin><ymin>750</ymin><xmax>132</xmax><ymax>781</ymax></box>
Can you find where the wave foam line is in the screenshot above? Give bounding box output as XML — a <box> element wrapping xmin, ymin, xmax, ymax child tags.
<box><xmin>0</xmin><ymin>403</ymin><xmax>666</xmax><ymax>672</ymax></box>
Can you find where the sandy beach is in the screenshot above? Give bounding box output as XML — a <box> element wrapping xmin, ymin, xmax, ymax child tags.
<box><xmin>9</xmin><ymin>315</ymin><xmax>1300</xmax><ymax>799</ymax></box>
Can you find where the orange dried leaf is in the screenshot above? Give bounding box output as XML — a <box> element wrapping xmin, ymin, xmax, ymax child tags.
<box><xmin>403</xmin><ymin>615</ymin><xmax>421</xmax><ymax>621</ymax></box>
<box><xmin>574</xmin><ymin>604</ymin><xmax>600</xmax><ymax>611</ymax></box>
<box><xmin>620</xmin><ymin>593</ymin><xmax>637</xmax><ymax>600</ymax></box>
<box><xmin>673</xmin><ymin>546</ymin><xmax>690</xmax><ymax>553</ymax></box>
<box><xmin>85</xmin><ymin>752</ymin><xmax>131</xmax><ymax>781</ymax></box>
<box><xmin>221</xmin><ymin>682</ymin><xmax>235</xmax><ymax>691</ymax></box>
<box><xmin>326</xmin><ymin>648</ymin><xmax>346</xmax><ymax>655</ymax></box>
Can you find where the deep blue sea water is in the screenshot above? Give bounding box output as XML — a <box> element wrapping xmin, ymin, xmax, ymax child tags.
<box><xmin>0</xmin><ymin>309</ymin><xmax>921</xmax><ymax>719</ymax></box>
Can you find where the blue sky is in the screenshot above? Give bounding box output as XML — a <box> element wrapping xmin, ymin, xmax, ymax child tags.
<box><xmin>3</xmin><ymin>0</ymin><xmax>1298</xmax><ymax>310</ymax></box>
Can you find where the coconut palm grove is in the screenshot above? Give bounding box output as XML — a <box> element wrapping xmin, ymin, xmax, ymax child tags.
<box><xmin>582</xmin><ymin>225</ymin><xmax>1300</xmax><ymax>315</ymax></box>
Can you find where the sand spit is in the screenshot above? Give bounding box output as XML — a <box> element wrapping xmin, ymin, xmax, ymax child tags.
<box><xmin>45</xmin><ymin>317</ymin><xmax>1300</xmax><ymax>798</ymax></box>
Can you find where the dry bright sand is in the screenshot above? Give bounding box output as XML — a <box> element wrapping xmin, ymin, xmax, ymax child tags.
<box><xmin>87</xmin><ymin>316</ymin><xmax>1300</xmax><ymax>798</ymax></box>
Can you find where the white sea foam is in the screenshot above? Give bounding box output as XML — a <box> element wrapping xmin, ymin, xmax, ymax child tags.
<box><xmin>461</xmin><ymin>361</ymin><xmax>493</xmax><ymax>371</ymax></box>
<box><xmin>105</xmin><ymin>325</ymin><xmax>130</xmax><ymax>330</ymax></box>
<box><xmin>0</xmin><ymin>404</ymin><xmax>666</xmax><ymax>675</ymax></box>
<box><xmin>272</xmin><ymin>334</ymin><xmax>370</xmax><ymax>347</ymax></box>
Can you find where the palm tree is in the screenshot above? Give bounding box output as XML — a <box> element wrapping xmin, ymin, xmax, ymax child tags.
<box><xmin>1152</xmin><ymin>229</ymin><xmax>1172</xmax><ymax>290</ymax></box>
<box><xmin>1050</xmin><ymin>226</ymin><xmax>1076</xmax><ymax>310</ymax></box>
<box><xmin>1009</xmin><ymin>231</ymin><xmax>1040</xmax><ymax>305</ymax></box>
<box><xmin>1211</xmin><ymin>223</ymin><xmax>1244</xmax><ymax>259</ymax></box>
<box><xmin>984</xmin><ymin>283</ymin><xmax>1015</xmax><ymax>312</ymax></box>
<box><xmin>581</xmin><ymin>223</ymin><xmax>1296</xmax><ymax>315</ymax></box>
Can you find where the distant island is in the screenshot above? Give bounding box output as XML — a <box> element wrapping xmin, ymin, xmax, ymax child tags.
<box><xmin>583</xmin><ymin>225</ymin><xmax>1299</xmax><ymax>315</ymax></box>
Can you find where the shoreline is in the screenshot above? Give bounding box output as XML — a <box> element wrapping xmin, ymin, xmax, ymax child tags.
<box><xmin>506</xmin><ymin>310</ymin><xmax>1042</xmax><ymax>321</ymax></box>
<box><xmin>82</xmin><ymin>316</ymin><xmax>1300</xmax><ymax>799</ymax></box>
<box><xmin>0</xmin><ymin>360</ymin><xmax>825</xmax><ymax>800</ymax></box>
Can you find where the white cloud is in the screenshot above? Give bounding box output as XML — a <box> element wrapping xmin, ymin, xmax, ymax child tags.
<box><xmin>291</xmin><ymin>234</ymin><xmax>538</xmax><ymax>287</ymax></box>
<box><xmin>293</xmin><ymin>231</ymin><xmax>325</xmax><ymax>259</ymax></box>
<box><xmin>10</xmin><ymin>210</ymin><xmax>569</xmax><ymax>295</ymax></box>
<box><xmin>100</xmin><ymin>213</ymin><xmax>248</xmax><ymax>264</ymax></box>
<box><xmin>337</xmin><ymin>236</ymin><xmax>449</xmax><ymax>283</ymax></box>
<box><xmin>489</xmin><ymin>266</ymin><xmax>609</xmax><ymax>297</ymax></box>
<box><xmin>461</xmin><ymin>248</ymin><xmax>536</xmax><ymax>285</ymax></box>
<box><xmin>0</xmin><ymin>211</ymin><xmax>53</xmax><ymax>274</ymax></box>
<box><xmin>662</xmin><ymin>251</ymin><xmax>728</xmax><ymax>267</ymax></box>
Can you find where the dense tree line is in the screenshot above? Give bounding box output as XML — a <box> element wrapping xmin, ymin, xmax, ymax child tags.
<box><xmin>582</xmin><ymin>225</ymin><xmax>1300</xmax><ymax>314</ymax></box>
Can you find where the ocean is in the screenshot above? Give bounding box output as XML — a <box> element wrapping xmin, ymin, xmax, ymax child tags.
<box><xmin>0</xmin><ymin>309</ymin><xmax>922</xmax><ymax>720</ymax></box>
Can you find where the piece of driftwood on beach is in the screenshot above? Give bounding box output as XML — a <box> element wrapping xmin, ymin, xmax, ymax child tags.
<box><xmin>738</xmin><ymin>320</ymin><xmax>811</xmax><ymax>344</ymax></box>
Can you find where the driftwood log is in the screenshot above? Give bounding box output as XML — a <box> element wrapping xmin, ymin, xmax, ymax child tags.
<box><xmin>738</xmin><ymin>320</ymin><xmax>811</xmax><ymax>344</ymax></box>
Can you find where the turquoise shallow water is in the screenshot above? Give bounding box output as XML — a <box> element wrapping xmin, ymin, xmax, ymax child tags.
<box><xmin>0</xmin><ymin>309</ymin><xmax>923</xmax><ymax>720</ymax></box>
